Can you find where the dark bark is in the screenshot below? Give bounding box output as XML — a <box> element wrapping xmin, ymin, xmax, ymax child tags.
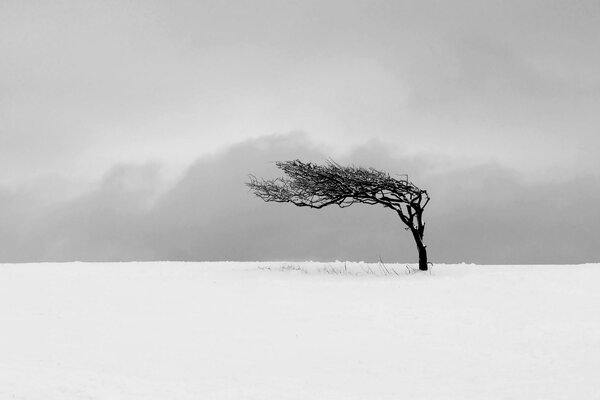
<box><xmin>416</xmin><ymin>238</ymin><xmax>428</xmax><ymax>271</ymax></box>
<box><xmin>411</xmin><ymin>227</ymin><xmax>428</xmax><ymax>271</ymax></box>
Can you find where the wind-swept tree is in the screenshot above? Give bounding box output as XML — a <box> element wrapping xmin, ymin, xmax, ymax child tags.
<box><xmin>247</xmin><ymin>160</ymin><xmax>431</xmax><ymax>271</ymax></box>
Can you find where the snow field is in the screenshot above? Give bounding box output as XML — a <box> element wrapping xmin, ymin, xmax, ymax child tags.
<box><xmin>1</xmin><ymin>262</ymin><xmax>599</xmax><ymax>399</ymax></box>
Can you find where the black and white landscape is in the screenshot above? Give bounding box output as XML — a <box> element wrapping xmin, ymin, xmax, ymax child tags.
<box><xmin>1</xmin><ymin>1</ymin><xmax>599</xmax><ymax>398</ymax></box>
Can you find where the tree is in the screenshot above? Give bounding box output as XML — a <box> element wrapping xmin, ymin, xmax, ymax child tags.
<box><xmin>247</xmin><ymin>159</ymin><xmax>431</xmax><ymax>271</ymax></box>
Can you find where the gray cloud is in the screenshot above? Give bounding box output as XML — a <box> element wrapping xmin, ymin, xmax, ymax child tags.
<box><xmin>2</xmin><ymin>0</ymin><xmax>599</xmax><ymax>183</ymax></box>
<box><xmin>1</xmin><ymin>132</ymin><xmax>598</xmax><ymax>264</ymax></box>
<box><xmin>426</xmin><ymin>166</ymin><xmax>600</xmax><ymax>264</ymax></box>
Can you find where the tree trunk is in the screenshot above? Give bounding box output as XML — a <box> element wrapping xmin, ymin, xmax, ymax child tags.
<box><xmin>416</xmin><ymin>240</ymin><xmax>428</xmax><ymax>271</ymax></box>
<box><xmin>411</xmin><ymin>229</ymin><xmax>428</xmax><ymax>271</ymax></box>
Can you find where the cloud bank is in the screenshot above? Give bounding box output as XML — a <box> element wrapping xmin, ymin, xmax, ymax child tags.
<box><xmin>1</xmin><ymin>133</ymin><xmax>598</xmax><ymax>264</ymax></box>
<box><xmin>2</xmin><ymin>1</ymin><xmax>599</xmax><ymax>183</ymax></box>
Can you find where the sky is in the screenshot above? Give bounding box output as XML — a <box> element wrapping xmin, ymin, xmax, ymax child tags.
<box><xmin>1</xmin><ymin>0</ymin><xmax>599</xmax><ymax>263</ymax></box>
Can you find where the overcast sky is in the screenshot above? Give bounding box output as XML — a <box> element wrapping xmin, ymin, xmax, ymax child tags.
<box><xmin>1</xmin><ymin>0</ymin><xmax>599</xmax><ymax>263</ymax></box>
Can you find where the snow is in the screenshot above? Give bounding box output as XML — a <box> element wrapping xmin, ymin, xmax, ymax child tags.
<box><xmin>1</xmin><ymin>261</ymin><xmax>599</xmax><ymax>399</ymax></box>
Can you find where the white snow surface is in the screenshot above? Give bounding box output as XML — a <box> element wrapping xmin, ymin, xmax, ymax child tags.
<box><xmin>1</xmin><ymin>261</ymin><xmax>599</xmax><ymax>399</ymax></box>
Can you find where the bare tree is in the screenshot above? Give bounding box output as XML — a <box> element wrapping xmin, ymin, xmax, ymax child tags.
<box><xmin>247</xmin><ymin>160</ymin><xmax>431</xmax><ymax>271</ymax></box>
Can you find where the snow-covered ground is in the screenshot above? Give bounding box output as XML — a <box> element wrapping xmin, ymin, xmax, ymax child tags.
<box><xmin>1</xmin><ymin>261</ymin><xmax>599</xmax><ymax>399</ymax></box>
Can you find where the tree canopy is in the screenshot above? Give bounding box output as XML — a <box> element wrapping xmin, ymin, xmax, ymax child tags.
<box><xmin>247</xmin><ymin>159</ymin><xmax>431</xmax><ymax>270</ymax></box>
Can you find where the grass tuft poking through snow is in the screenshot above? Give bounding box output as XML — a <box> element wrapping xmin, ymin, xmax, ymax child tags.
<box><xmin>258</xmin><ymin>261</ymin><xmax>424</xmax><ymax>276</ymax></box>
